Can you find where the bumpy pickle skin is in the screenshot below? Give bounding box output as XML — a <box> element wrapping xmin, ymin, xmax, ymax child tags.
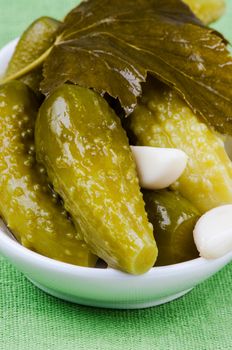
<box><xmin>35</xmin><ymin>84</ymin><xmax>157</xmax><ymax>275</ymax></box>
<box><xmin>5</xmin><ymin>17</ymin><xmax>60</xmax><ymax>95</ymax></box>
<box><xmin>183</xmin><ymin>0</ymin><xmax>225</xmax><ymax>24</ymax></box>
<box><xmin>143</xmin><ymin>190</ymin><xmax>199</xmax><ymax>266</ymax></box>
<box><xmin>128</xmin><ymin>79</ymin><xmax>232</xmax><ymax>214</ymax></box>
<box><xmin>0</xmin><ymin>81</ymin><xmax>96</xmax><ymax>267</ymax></box>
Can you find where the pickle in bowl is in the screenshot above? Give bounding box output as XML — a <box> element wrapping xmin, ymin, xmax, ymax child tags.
<box><xmin>35</xmin><ymin>84</ymin><xmax>158</xmax><ymax>275</ymax></box>
<box><xmin>128</xmin><ymin>78</ymin><xmax>232</xmax><ymax>214</ymax></box>
<box><xmin>144</xmin><ymin>190</ymin><xmax>200</xmax><ymax>266</ymax></box>
<box><xmin>0</xmin><ymin>81</ymin><xmax>97</xmax><ymax>267</ymax></box>
<box><xmin>5</xmin><ymin>16</ymin><xmax>60</xmax><ymax>96</ymax></box>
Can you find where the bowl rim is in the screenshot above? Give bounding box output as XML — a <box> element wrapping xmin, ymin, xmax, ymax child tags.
<box><xmin>1</xmin><ymin>38</ymin><xmax>232</xmax><ymax>280</ymax></box>
<box><xmin>1</xmin><ymin>221</ymin><xmax>232</xmax><ymax>280</ymax></box>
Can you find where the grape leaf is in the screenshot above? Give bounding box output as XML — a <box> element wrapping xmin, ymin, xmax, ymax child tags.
<box><xmin>41</xmin><ymin>0</ymin><xmax>232</xmax><ymax>134</ymax></box>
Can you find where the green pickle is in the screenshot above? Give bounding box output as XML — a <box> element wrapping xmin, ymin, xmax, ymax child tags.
<box><xmin>143</xmin><ymin>190</ymin><xmax>199</xmax><ymax>266</ymax></box>
<box><xmin>5</xmin><ymin>17</ymin><xmax>60</xmax><ymax>95</ymax></box>
<box><xmin>183</xmin><ymin>0</ymin><xmax>225</xmax><ymax>24</ymax></box>
<box><xmin>128</xmin><ymin>78</ymin><xmax>232</xmax><ymax>213</ymax></box>
<box><xmin>35</xmin><ymin>84</ymin><xmax>158</xmax><ymax>275</ymax></box>
<box><xmin>0</xmin><ymin>81</ymin><xmax>96</xmax><ymax>267</ymax></box>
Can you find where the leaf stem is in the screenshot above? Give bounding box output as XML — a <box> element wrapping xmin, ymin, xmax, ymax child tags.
<box><xmin>0</xmin><ymin>45</ymin><xmax>54</xmax><ymax>84</ymax></box>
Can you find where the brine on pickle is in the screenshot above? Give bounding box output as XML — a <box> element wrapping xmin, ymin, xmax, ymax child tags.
<box><xmin>5</xmin><ymin>17</ymin><xmax>60</xmax><ymax>96</ymax></box>
<box><xmin>0</xmin><ymin>81</ymin><xmax>97</xmax><ymax>267</ymax></box>
<box><xmin>128</xmin><ymin>78</ymin><xmax>232</xmax><ymax>214</ymax></box>
<box><xmin>35</xmin><ymin>84</ymin><xmax>158</xmax><ymax>275</ymax></box>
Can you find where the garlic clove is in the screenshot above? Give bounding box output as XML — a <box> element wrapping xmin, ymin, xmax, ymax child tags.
<box><xmin>131</xmin><ymin>146</ymin><xmax>188</xmax><ymax>190</ymax></box>
<box><xmin>193</xmin><ymin>205</ymin><xmax>232</xmax><ymax>259</ymax></box>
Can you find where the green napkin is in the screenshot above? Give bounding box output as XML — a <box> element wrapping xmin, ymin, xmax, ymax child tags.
<box><xmin>0</xmin><ymin>1</ymin><xmax>232</xmax><ymax>349</ymax></box>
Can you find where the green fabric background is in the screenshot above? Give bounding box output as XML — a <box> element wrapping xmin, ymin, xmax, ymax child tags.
<box><xmin>0</xmin><ymin>1</ymin><xmax>232</xmax><ymax>349</ymax></box>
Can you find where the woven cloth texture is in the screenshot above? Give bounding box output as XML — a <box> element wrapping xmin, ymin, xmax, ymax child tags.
<box><xmin>0</xmin><ymin>1</ymin><xmax>232</xmax><ymax>349</ymax></box>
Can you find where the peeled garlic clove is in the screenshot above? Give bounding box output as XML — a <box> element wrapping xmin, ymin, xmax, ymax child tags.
<box><xmin>131</xmin><ymin>146</ymin><xmax>188</xmax><ymax>190</ymax></box>
<box><xmin>193</xmin><ymin>205</ymin><xmax>232</xmax><ymax>259</ymax></box>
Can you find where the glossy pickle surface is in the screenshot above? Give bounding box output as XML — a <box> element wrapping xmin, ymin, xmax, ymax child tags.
<box><xmin>129</xmin><ymin>79</ymin><xmax>232</xmax><ymax>213</ymax></box>
<box><xmin>144</xmin><ymin>190</ymin><xmax>199</xmax><ymax>266</ymax></box>
<box><xmin>5</xmin><ymin>17</ymin><xmax>60</xmax><ymax>95</ymax></box>
<box><xmin>35</xmin><ymin>84</ymin><xmax>158</xmax><ymax>275</ymax></box>
<box><xmin>0</xmin><ymin>81</ymin><xmax>96</xmax><ymax>267</ymax></box>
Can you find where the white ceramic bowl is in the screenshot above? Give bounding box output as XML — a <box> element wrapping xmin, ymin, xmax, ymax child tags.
<box><xmin>0</xmin><ymin>39</ymin><xmax>232</xmax><ymax>309</ymax></box>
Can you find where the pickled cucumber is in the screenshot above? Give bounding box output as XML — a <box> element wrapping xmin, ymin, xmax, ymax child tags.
<box><xmin>143</xmin><ymin>190</ymin><xmax>199</xmax><ymax>266</ymax></box>
<box><xmin>5</xmin><ymin>17</ymin><xmax>60</xmax><ymax>95</ymax></box>
<box><xmin>128</xmin><ymin>78</ymin><xmax>232</xmax><ymax>213</ymax></box>
<box><xmin>35</xmin><ymin>84</ymin><xmax>158</xmax><ymax>275</ymax></box>
<box><xmin>183</xmin><ymin>0</ymin><xmax>225</xmax><ymax>24</ymax></box>
<box><xmin>0</xmin><ymin>81</ymin><xmax>96</xmax><ymax>267</ymax></box>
